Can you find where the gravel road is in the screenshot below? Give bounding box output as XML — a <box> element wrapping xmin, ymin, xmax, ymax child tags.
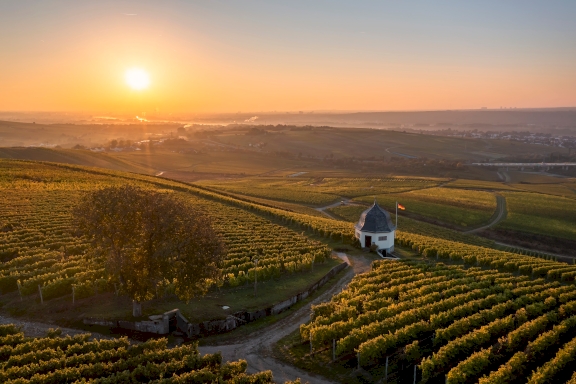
<box><xmin>199</xmin><ymin>253</ymin><xmax>372</xmax><ymax>383</ymax></box>
<box><xmin>0</xmin><ymin>253</ymin><xmax>372</xmax><ymax>384</ymax></box>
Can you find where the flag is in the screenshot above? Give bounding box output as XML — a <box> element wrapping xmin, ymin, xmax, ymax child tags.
<box><xmin>397</xmin><ymin>203</ymin><xmax>406</xmax><ymax>210</ymax></box>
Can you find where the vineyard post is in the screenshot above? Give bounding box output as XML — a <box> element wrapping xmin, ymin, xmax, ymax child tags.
<box><xmin>114</xmin><ymin>283</ymin><xmax>118</xmax><ymax>296</ymax></box>
<box><xmin>38</xmin><ymin>284</ymin><xmax>43</xmax><ymax>305</ymax></box>
<box><xmin>72</xmin><ymin>286</ymin><xmax>75</xmax><ymax>305</ymax></box>
<box><xmin>17</xmin><ymin>281</ymin><xmax>22</xmax><ymax>301</ymax></box>
<box><xmin>332</xmin><ymin>339</ymin><xmax>335</xmax><ymax>361</ymax></box>
<box><xmin>413</xmin><ymin>365</ymin><xmax>417</xmax><ymax>384</ymax></box>
<box><xmin>254</xmin><ymin>259</ymin><xmax>259</xmax><ymax>297</ymax></box>
<box><xmin>357</xmin><ymin>352</ymin><xmax>360</xmax><ymax>370</ymax></box>
<box><xmin>385</xmin><ymin>356</ymin><xmax>389</xmax><ymax>382</ymax></box>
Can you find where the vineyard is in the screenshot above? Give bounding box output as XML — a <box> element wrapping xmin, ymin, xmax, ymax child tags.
<box><xmin>0</xmin><ymin>160</ymin><xmax>332</xmax><ymax>307</ymax></box>
<box><xmin>497</xmin><ymin>191</ymin><xmax>576</xmax><ymax>241</ymax></box>
<box><xmin>301</xmin><ymin>258</ymin><xmax>576</xmax><ymax>383</ymax></box>
<box><xmin>354</xmin><ymin>187</ymin><xmax>496</xmax><ymax>228</ymax></box>
<box><xmin>327</xmin><ymin>205</ymin><xmax>495</xmax><ymax>248</ymax></box>
<box><xmin>199</xmin><ymin>176</ymin><xmax>444</xmax><ymax>206</ymax></box>
<box><xmin>0</xmin><ymin>324</ymin><xmax>277</xmax><ymax>383</ymax></box>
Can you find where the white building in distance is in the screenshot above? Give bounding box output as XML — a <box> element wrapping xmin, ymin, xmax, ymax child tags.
<box><xmin>355</xmin><ymin>201</ymin><xmax>396</xmax><ymax>253</ymax></box>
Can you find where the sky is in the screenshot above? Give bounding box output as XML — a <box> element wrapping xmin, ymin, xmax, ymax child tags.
<box><xmin>1</xmin><ymin>0</ymin><xmax>576</xmax><ymax>114</ymax></box>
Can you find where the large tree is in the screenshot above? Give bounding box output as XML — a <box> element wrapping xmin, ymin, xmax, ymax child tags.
<box><xmin>73</xmin><ymin>185</ymin><xmax>225</xmax><ymax>316</ymax></box>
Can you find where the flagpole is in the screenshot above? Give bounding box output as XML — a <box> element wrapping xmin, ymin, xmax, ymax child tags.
<box><xmin>396</xmin><ymin>201</ymin><xmax>398</xmax><ymax>228</ymax></box>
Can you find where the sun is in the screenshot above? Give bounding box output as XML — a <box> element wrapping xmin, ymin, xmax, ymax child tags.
<box><xmin>125</xmin><ymin>68</ymin><xmax>150</xmax><ymax>90</ymax></box>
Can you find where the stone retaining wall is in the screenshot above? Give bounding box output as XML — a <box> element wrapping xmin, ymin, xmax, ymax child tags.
<box><xmin>84</xmin><ymin>261</ymin><xmax>348</xmax><ymax>337</ymax></box>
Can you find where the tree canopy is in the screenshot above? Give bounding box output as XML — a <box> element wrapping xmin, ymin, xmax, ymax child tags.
<box><xmin>73</xmin><ymin>185</ymin><xmax>225</xmax><ymax>315</ymax></box>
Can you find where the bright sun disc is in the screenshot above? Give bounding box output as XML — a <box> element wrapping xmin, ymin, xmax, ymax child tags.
<box><xmin>125</xmin><ymin>68</ymin><xmax>150</xmax><ymax>90</ymax></box>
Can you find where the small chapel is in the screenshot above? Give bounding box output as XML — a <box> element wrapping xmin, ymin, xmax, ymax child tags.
<box><xmin>355</xmin><ymin>201</ymin><xmax>396</xmax><ymax>253</ymax></box>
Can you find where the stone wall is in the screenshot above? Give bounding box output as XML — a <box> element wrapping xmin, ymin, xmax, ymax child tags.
<box><xmin>84</xmin><ymin>261</ymin><xmax>348</xmax><ymax>337</ymax></box>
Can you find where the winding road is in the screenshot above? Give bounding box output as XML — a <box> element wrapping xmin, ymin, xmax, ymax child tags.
<box><xmin>464</xmin><ymin>193</ymin><xmax>507</xmax><ymax>234</ymax></box>
<box><xmin>314</xmin><ymin>198</ymin><xmax>358</xmax><ymax>219</ymax></box>
<box><xmin>198</xmin><ymin>253</ymin><xmax>373</xmax><ymax>383</ymax></box>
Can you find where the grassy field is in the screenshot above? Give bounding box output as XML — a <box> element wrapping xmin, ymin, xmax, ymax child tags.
<box><xmin>497</xmin><ymin>191</ymin><xmax>576</xmax><ymax>241</ymax></box>
<box><xmin>199</xmin><ymin>176</ymin><xmax>445</xmax><ymax>206</ymax></box>
<box><xmin>443</xmin><ymin>178</ymin><xmax>519</xmax><ymax>190</ymax></box>
<box><xmin>354</xmin><ymin>187</ymin><xmax>497</xmax><ymax>228</ymax></box>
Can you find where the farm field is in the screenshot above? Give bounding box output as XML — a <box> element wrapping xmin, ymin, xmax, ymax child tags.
<box><xmin>0</xmin><ymin>159</ymin><xmax>340</xmax><ymax>324</ymax></box>
<box><xmin>0</xmin><ymin>147</ymin><xmax>155</xmax><ymax>175</ymax></box>
<box><xmin>354</xmin><ymin>187</ymin><xmax>497</xmax><ymax>228</ymax></box>
<box><xmin>213</xmin><ymin>127</ymin><xmax>556</xmax><ymax>161</ymax></box>
<box><xmin>198</xmin><ymin>176</ymin><xmax>445</xmax><ymax>206</ymax></box>
<box><xmin>443</xmin><ymin>179</ymin><xmax>518</xmax><ymax>190</ymax></box>
<box><xmin>2</xmin><ymin>159</ymin><xmax>576</xmax><ymax>383</ymax></box>
<box><xmin>327</xmin><ymin>205</ymin><xmax>495</xmax><ymax>248</ymax></box>
<box><xmin>496</xmin><ymin>191</ymin><xmax>576</xmax><ymax>241</ymax></box>
<box><xmin>0</xmin><ymin>324</ymin><xmax>275</xmax><ymax>383</ymax></box>
<box><xmin>295</xmin><ymin>251</ymin><xmax>576</xmax><ymax>383</ymax></box>
<box><xmin>197</xmin><ymin>178</ymin><xmax>341</xmax><ymax>206</ymax></box>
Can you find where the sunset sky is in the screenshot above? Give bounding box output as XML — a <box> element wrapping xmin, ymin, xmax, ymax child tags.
<box><xmin>1</xmin><ymin>1</ymin><xmax>575</xmax><ymax>114</ymax></box>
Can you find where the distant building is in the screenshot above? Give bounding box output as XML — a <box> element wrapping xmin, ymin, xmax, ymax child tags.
<box><xmin>355</xmin><ymin>201</ymin><xmax>396</xmax><ymax>253</ymax></box>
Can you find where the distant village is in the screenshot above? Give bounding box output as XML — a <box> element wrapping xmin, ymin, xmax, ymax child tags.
<box><xmin>403</xmin><ymin>128</ymin><xmax>576</xmax><ymax>151</ymax></box>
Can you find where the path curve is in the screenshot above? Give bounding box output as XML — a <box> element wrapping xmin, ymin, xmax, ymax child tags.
<box><xmin>199</xmin><ymin>253</ymin><xmax>372</xmax><ymax>384</ymax></box>
<box><xmin>314</xmin><ymin>198</ymin><xmax>362</xmax><ymax>220</ymax></box>
<box><xmin>0</xmin><ymin>254</ymin><xmax>370</xmax><ymax>383</ymax></box>
<box><xmin>464</xmin><ymin>193</ymin><xmax>507</xmax><ymax>234</ymax></box>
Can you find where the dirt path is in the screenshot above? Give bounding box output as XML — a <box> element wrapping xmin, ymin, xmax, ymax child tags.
<box><xmin>314</xmin><ymin>198</ymin><xmax>363</xmax><ymax>220</ymax></box>
<box><xmin>0</xmin><ymin>253</ymin><xmax>372</xmax><ymax>383</ymax></box>
<box><xmin>465</xmin><ymin>194</ymin><xmax>507</xmax><ymax>234</ymax></box>
<box><xmin>198</xmin><ymin>253</ymin><xmax>372</xmax><ymax>384</ymax></box>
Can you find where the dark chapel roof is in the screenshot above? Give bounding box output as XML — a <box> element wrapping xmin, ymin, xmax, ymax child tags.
<box><xmin>355</xmin><ymin>201</ymin><xmax>396</xmax><ymax>233</ymax></box>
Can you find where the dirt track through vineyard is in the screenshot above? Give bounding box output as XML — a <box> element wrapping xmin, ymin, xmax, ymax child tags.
<box><xmin>199</xmin><ymin>253</ymin><xmax>372</xmax><ymax>384</ymax></box>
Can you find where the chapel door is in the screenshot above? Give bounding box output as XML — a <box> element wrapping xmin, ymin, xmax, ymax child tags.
<box><xmin>365</xmin><ymin>235</ymin><xmax>372</xmax><ymax>248</ymax></box>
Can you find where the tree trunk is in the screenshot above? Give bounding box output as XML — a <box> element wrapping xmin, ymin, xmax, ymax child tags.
<box><xmin>132</xmin><ymin>300</ymin><xmax>142</xmax><ymax>317</ymax></box>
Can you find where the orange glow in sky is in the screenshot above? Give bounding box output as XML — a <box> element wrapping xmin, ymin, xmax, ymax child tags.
<box><xmin>1</xmin><ymin>1</ymin><xmax>575</xmax><ymax>114</ymax></box>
